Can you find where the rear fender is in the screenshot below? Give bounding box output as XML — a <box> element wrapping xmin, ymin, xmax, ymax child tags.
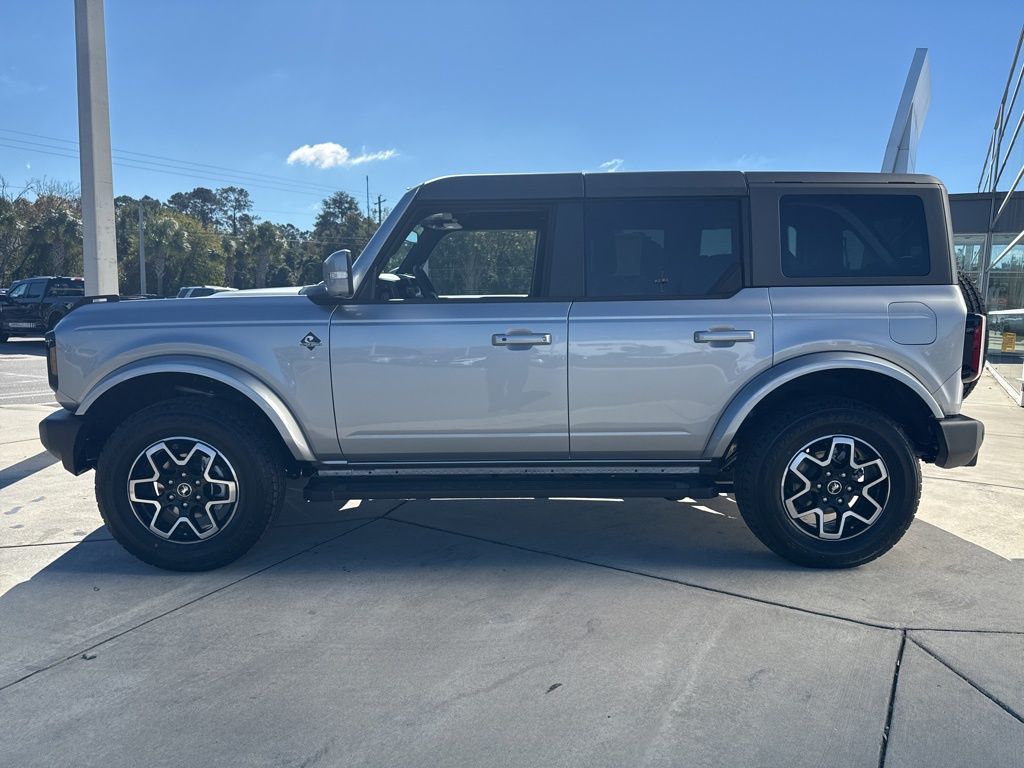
<box><xmin>702</xmin><ymin>352</ymin><xmax>944</xmax><ymax>459</ymax></box>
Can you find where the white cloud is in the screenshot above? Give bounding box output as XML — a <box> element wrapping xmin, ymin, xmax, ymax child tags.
<box><xmin>286</xmin><ymin>142</ymin><xmax>397</xmax><ymax>169</ymax></box>
<box><xmin>599</xmin><ymin>158</ymin><xmax>624</xmax><ymax>172</ymax></box>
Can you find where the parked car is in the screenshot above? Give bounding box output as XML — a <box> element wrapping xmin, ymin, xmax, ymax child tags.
<box><xmin>176</xmin><ymin>285</ymin><xmax>236</xmax><ymax>298</ymax></box>
<box><xmin>0</xmin><ymin>276</ymin><xmax>84</xmax><ymax>342</ymax></box>
<box><xmin>38</xmin><ymin>171</ymin><xmax>986</xmax><ymax>572</ymax></box>
<box><xmin>989</xmin><ymin>309</ymin><xmax>1024</xmax><ymax>336</ymax></box>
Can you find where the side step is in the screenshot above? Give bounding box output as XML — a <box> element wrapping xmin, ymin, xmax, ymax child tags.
<box><xmin>303</xmin><ymin>473</ymin><xmax>723</xmax><ymax>502</ymax></box>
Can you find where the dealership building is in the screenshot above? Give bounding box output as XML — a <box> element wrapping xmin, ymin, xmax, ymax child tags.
<box><xmin>950</xmin><ymin>191</ymin><xmax>1024</xmax><ymax>312</ymax></box>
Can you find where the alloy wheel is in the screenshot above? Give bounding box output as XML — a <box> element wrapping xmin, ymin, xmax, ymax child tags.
<box><xmin>126</xmin><ymin>437</ymin><xmax>239</xmax><ymax>543</ymax></box>
<box><xmin>780</xmin><ymin>434</ymin><xmax>890</xmax><ymax>541</ymax></box>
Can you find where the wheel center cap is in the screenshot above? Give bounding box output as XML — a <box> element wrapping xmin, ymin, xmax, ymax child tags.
<box><xmin>826</xmin><ymin>480</ymin><xmax>843</xmax><ymax>495</ymax></box>
<box><xmin>176</xmin><ymin>482</ymin><xmax>194</xmax><ymax>498</ymax></box>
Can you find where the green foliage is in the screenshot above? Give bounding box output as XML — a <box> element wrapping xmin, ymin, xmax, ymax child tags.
<box><xmin>1</xmin><ymin>178</ymin><xmax>381</xmax><ymax>296</ymax></box>
<box><xmin>0</xmin><ymin>178</ymin><xmax>82</xmax><ymax>285</ymax></box>
<box><xmin>314</xmin><ymin>191</ymin><xmax>376</xmax><ymax>255</ymax></box>
<box><xmin>427</xmin><ymin>230</ymin><xmax>537</xmax><ymax>295</ymax></box>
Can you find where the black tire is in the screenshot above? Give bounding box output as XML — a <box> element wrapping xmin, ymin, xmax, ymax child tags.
<box><xmin>46</xmin><ymin>311</ymin><xmax>64</xmax><ymax>331</ymax></box>
<box><xmin>958</xmin><ymin>270</ymin><xmax>985</xmax><ymax>399</ymax></box>
<box><xmin>95</xmin><ymin>396</ymin><xmax>285</xmax><ymax>571</ymax></box>
<box><xmin>734</xmin><ymin>398</ymin><xmax>920</xmax><ymax>568</ymax></box>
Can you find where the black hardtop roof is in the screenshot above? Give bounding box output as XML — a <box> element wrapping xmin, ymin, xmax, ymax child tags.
<box><xmin>415</xmin><ymin>171</ymin><xmax>943</xmax><ymax>201</ymax></box>
<box><xmin>11</xmin><ymin>275</ymin><xmax>83</xmax><ymax>282</ymax></box>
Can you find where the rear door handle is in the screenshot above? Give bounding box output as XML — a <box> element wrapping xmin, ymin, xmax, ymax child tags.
<box><xmin>694</xmin><ymin>330</ymin><xmax>756</xmax><ymax>344</ymax></box>
<box><xmin>492</xmin><ymin>332</ymin><xmax>552</xmax><ymax>347</ymax></box>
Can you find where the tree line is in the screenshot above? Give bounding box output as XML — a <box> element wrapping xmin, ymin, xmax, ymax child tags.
<box><xmin>0</xmin><ymin>176</ymin><xmax>381</xmax><ymax>295</ymax></box>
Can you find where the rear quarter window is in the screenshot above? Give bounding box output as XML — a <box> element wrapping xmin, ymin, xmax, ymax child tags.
<box><xmin>780</xmin><ymin>194</ymin><xmax>930</xmax><ymax>278</ymax></box>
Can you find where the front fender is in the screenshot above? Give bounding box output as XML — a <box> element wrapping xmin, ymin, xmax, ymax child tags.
<box><xmin>76</xmin><ymin>355</ymin><xmax>317</xmax><ymax>462</ymax></box>
<box><xmin>702</xmin><ymin>351</ymin><xmax>944</xmax><ymax>459</ymax></box>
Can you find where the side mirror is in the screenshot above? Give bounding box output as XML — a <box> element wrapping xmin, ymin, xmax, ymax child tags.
<box><xmin>323</xmin><ymin>249</ymin><xmax>353</xmax><ymax>298</ymax></box>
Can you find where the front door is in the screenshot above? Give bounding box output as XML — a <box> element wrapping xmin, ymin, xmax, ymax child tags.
<box><xmin>331</xmin><ymin>205</ymin><xmax>571</xmax><ymax>461</ymax></box>
<box><xmin>568</xmin><ymin>196</ymin><xmax>773</xmax><ymax>459</ymax></box>
<box><xmin>2</xmin><ymin>280</ymin><xmax>44</xmax><ymax>331</ymax></box>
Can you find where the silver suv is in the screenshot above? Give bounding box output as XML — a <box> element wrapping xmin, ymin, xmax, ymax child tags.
<box><xmin>38</xmin><ymin>172</ymin><xmax>986</xmax><ymax>571</ymax></box>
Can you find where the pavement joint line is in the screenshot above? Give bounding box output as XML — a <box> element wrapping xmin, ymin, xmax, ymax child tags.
<box><xmin>384</xmin><ymin>516</ymin><xmax>1024</xmax><ymax>637</ymax></box>
<box><xmin>0</xmin><ymin>516</ymin><xmax>382</xmax><ymax>695</ymax></box>
<box><xmin>876</xmin><ymin>630</ymin><xmax>907</xmax><ymax>768</ymax></box>
<box><xmin>900</xmin><ymin>626</ymin><xmax>1024</xmax><ymax>636</ymax></box>
<box><xmin>919</xmin><ymin>474</ymin><xmax>1024</xmax><ymax>493</ymax></box>
<box><xmin>272</xmin><ymin>515</ymin><xmax>381</xmax><ymax>530</ymax></box>
<box><xmin>383</xmin><ymin>516</ymin><xmax>901</xmax><ymax>632</ymax></box>
<box><xmin>0</xmin><ymin>537</ymin><xmax>114</xmax><ymax>549</ymax></box>
<box><xmin>378</xmin><ymin>499</ymin><xmax>409</xmax><ymax>519</ymax></box>
<box><xmin>907</xmin><ymin>634</ymin><xmax>1024</xmax><ymax>726</ymax></box>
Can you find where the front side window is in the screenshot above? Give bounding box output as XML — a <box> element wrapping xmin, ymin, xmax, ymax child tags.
<box><xmin>780</xmin><ymin>194</ymin><xmax>930</xmax><ymax>278</ymax></box>
<box><xmin>376</xmin><ymin>209</ymin><xmax>545</xmax><ymax>300</ymax></box>
<box><xmin>24</xmin><ymin>281</ymin><xmax>45</xmax><ymax>298</ymax></box>
<box><xmin>585</xmin><ymin>198</ymin><xmax>742</xmax><ymax>298</ymax></box>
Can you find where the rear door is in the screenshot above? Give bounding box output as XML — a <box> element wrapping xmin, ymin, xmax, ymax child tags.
<box><xmin>568</xmin><ymin>195</ymin><xmax>773</xmax><ymax>459</ymax></box>
<box><xmin>331</xmin><ymin>201</ymin><xmax>579</xmax><ymax>461</ymax></box>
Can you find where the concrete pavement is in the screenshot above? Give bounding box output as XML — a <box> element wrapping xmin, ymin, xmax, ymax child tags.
<box><xmin>0</xmin><ymin>339</ymin><xmax>53</xmax><ymax>406</ymax></box>
<box><xmin>0</xmin><ymin>371</ymin><xmax>1021</xmax><ymax>767</ymax></box>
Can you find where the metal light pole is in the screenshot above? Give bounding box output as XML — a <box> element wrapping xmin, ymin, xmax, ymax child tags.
<box><xmin>882</xmin><ymin>48</ymin><xmax>931</xmax><ymax>174</ymax></box>
<box><xmin>138</xmin><ymin>202</ymin><xmax>147</xmax><ymax>294</ymax></box>
<box><xmin>74</xmin><ymin>0</ymin><xmax>118</xmax><ymax>295</ymax></box>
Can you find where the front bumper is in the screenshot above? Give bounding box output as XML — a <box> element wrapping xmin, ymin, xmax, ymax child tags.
<box><xmin>38</xmin><ymin>409</ymin><xmax>89</xmax><ymax>475</ymax></box>
<box><xmin>933</xmin><ymin>415</ymin><xmax>985</xmax><ymax>469</ymax></box>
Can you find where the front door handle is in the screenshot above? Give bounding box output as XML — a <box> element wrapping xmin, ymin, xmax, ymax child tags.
<box><xmin>694</xmin><ymin>330</ymin><xmax>756</xmax><ymax>344</ymax></box>
<box><xmin>492</xmin><ymin>332</ymin><xmax>552</xmax><ymax>347</ymax></box>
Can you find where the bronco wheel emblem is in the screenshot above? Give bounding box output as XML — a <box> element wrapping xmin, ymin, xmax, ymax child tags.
<box><xmin>300</xmin><ymin>332</ymin><xmax>322</xmax><ymax>350</ymax></box>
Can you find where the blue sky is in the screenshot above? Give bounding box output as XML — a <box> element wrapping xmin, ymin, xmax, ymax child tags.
<box><xmin>1</xmin><ymin>0</ymin><xmax>1020</xmax><ymax>229</ymax></box>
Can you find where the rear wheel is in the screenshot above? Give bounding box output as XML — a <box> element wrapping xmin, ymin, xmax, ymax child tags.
<box><xmin>734</xmin><ymin>399</ymin><xmax>920</xmax><ymax>568</ymax></box>
<box><xmin>96</xmin><ymin>397</ymin><xmax>285</xmax><ymax>571</ymax></box>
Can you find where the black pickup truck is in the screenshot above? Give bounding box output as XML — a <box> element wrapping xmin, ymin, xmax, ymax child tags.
<box><xmin>0</xmin><ymin>276</ymin><xmax>85</xmax><ymax>342</ymax></box>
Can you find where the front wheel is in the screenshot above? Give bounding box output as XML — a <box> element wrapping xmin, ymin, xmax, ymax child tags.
<box><xmin>734</xmin><ymin>399</ymin><xmax>920</xmax><ymax>568</ymax></box>
<box><xmin>96</xmin><ymin>397</ymin><xmax>285</xmax><ymax>571</ymax></box>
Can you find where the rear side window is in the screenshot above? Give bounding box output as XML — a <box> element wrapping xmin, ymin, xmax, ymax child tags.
<box><xmin>780</xmin><ymin>195</ymin><xmax>930</xmax><ymax>278</ymax></box>
<box><xmin>48</xmin><ymin>280</ymin><xmax>84</xmax><ymax>297</ymax></box>
<box><xmin>585</xmin><ymin>198</ymin><xmax>742</xmax><ymax>298</ymax></box>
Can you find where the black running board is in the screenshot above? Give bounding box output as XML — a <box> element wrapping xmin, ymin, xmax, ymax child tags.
<box><xmin>304</xmin><ymin>473</ymin><xmax>723</xmax><ymax>502</ymax></box>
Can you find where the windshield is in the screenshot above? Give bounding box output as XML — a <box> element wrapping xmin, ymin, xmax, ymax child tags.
<box><xmin>350</xmin><ymin>187</ymin><xmax>417</xmax><ymax>291</ymax></box>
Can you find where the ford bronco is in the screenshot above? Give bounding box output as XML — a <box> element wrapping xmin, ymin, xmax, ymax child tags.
<box><xmin>38</xmin><ymin>171</ymin><xmax>986</xmax><ymax>571</ymax></box>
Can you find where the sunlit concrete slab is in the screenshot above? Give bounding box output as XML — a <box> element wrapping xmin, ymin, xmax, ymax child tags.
<box><xmin>885</xmin><ymin>642</ymin><xmax>1024</xmax><ymax>768</ymax></box>
<box><xmin>1</xmin><ymin>459</ymin><xmax>101</xmax><ymax>548</ymax></box>
<box><xmin>0</xmin><ymin>519</ymin><xmax>899</xmax><ymax>768</ymax></box>
<box><xmin>921</xmin><ymin>431</ymin><xmax>1024</xmax><ymax>489</ymax></box>
<box><xmin>918</xmin><ymin>478</ymin><xmax>1024</xmax><ymax>560</ymax></box>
